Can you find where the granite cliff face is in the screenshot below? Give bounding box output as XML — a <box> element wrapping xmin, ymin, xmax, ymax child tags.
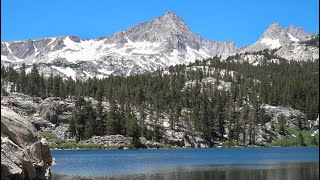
<box><xmin>1</xmin><ymin>107</ymin><xmax>53</xmax><ymax>180</ymax></box>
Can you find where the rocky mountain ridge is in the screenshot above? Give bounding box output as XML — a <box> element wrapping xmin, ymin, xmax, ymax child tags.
<box><xmin>1</xmin><ymin>12</ymin><xmax>314</xmax><ymax>80</ymax></box>
<box><xmin>242</xmin><ymin>23</ymin><xmax>312</xmax><ymax>53</ymax></box>
<box><xmin>227</xmin><ymin>35</ymin><xmax>319</xmax><ymax>65</ymax></box>
<box><xmin>1</xmin><ymin>12</ymin><xmax>236</xmax><ymax>80</ymax></box>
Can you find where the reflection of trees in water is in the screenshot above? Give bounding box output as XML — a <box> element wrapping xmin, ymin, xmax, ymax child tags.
<box><xmin>52</xmin><ymin>162</ymin><xmax>319</xmax><ymax>180</ymax></box>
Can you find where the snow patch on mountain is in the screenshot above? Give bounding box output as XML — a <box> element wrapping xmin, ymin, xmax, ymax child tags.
<box><xmin>1</xmin><ymin>55</ymin><xmax>9</xmax><ymax>61</ymax></box>
<box><xmin>52</xmin><ymin>66</ymin><xmax>77</xmax><ymax>79</ymax></box>
<box><xmin>97</xmin><ymin>68</ymin><xmax>114</xmax><ymax>75</ymax></box>
<box><xmin>261</xmin><ymin>38</ymin><xmax>281</xmax><ymax>49</ymax></box>
<box><xmin>287</xmin><ymin>33</ymin><xmax>299</xmax><ymax>42</ymax></box>
<box><xmin>47</xmin><ymin>37</ymin><xmax>105</xmax><ymax>63</ymax></box>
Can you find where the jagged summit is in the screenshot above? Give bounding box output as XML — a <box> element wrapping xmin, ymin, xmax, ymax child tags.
<box><xmin>160</xmin><ymin>11</ymin><xmax>183</xmax><ymax>21</ymax></box>
<box><xmin>242</xmin><ymin>22</ymin><xmax>311</xmax><ymax>52</ymax></box>
<box><xmin>284</xmin><ymin>24</ymin><xmax>310</xmax><ymax>40</ymax></box>
<box><xmin>156</xmin><ymin>11</ymin><xmax>190</xmax><ymax>32</ymax></box>
<box><xmin>263</xmin><ymin>22</ymin><xmax>283</xmax><ymax>36</ymax></box>
<box><xmin>268</xmin><ymin>22</ymin><xmax>282</xmax><ymax>29</ymax></box>
<box><xmin>163</xmin><ymin>11</ymin><xmax>178</xmax><ymax>16</ymax></box>
<box><xmin>111</xmin><ymin>10</ymin><xmax>194</xmax><ymax>51</ymax></box>
<box><xmin>103</xmin><ymin>11</ymin><xmax>237</xmax><ymax>54</ymax></box>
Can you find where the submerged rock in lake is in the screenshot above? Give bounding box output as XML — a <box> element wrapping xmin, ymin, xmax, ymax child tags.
<box><xmin>1</xmin><ymin>107</ymin><xmax>53</xmax><ymax>180</ymax></box>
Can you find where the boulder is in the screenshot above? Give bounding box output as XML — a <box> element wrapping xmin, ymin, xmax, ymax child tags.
<box><xmin>139</xmin><ymin>137</ymin><xmax>160</xmax><ymax>148</ymax></box>
<box><xmin>183</xmin><ymin>135</ymin><xmax>209</xmax><ymax>148</ymax></box>
<box><xmin>1</xmin><ymin>138</ymin><xmax>35</xmax><ymax>180</ymax></box>
<box><xmin>1</xmin><ymin>107</ymin><xmax>53</xmax><ymax>180</ymax></box>
<box><xmin>1</xmin><ymin>107</ymin><xmax>38</xmax><ymax>148</ymax></box>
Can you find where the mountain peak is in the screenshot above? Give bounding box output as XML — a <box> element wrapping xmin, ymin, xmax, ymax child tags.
<box><xmin>163</xmin><ymin>11</ymin><xmax>178</xmax><ymax>17</ymax></box>
<box><xmin>157</xmin><ymin>11</ymin><xmax>187</xmax><ymax>29</ymax></box>
<box><xmin>285</xmin><ymin>24</ymin><xmax>310</xmax><ymax>40</ymax></box>
<box><xmin>285</xmin><ymin>24</ymin><xmax>295</xmax><ymax>29</ymax></box>
<box><xmin>242</xmin><ymin>22</ymin><xmax>312</xmax><ymax>53</ymax></box>
<box><xmin>260</xmin><ymin>22</ymin><xmax>285</xmax><ymax>40</ymax></box>
<box><xmin>285</xmin><ymin>24</ymin><xmax>305</xmax><ymax>33</ymax></box>
<box><xmin>117</xmin><ymin>10</ymin><xmax>193</xmax><ymax>50</ymax></box>
<box><xmin>267</xmin><ymin>22</ymin><xmax>282</xmax><ymax>31</ymax></box>
<box><xmin>242</xmin><ymin>22</ymin><xmax>288</xmax><ymax>52</ymax></box>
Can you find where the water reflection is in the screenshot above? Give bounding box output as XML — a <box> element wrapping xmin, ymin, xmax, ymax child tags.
<box><xmin>52</xmin><ymin>162</ymin><xmax>319</xmax><ymax>180</ymax></box>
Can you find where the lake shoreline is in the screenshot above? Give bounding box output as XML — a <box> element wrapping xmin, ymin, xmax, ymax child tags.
<box><xmin>50</xmin><ymin>145</ymin><xmax>317</xmax><ymax>151</ymax></box>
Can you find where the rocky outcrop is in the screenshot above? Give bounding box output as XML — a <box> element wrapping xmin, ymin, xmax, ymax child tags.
<box><xmin>183</xmin><ymin>135</ymin><xmax>209</xmax><ymax>148</ymax></box>
<box><xmin>275</xmin><ymin>42</ymin><xmax>319</xmax><ymax>62</ymax></box>
<box><xmin>1</xmin><ymin>107</ymin><xmax>53</xmax><ymax>180</ymax></box>
<box><xmin>138</xmin><ymin>137</ymin><xmax>161</xmax><ymax>148</ymax></box>
<box><xmin>1</xmin><ymin>92</ymin><xmax>41</xmax><ymax>116</ymax></box>
<box><xmin>51</xmin><ymin>123</ymin><xmax>69</xmax><ymax>139</ymax></box>
<box><xmin>264</xmin><ymin>105</ymin><xmax>308</xmax><ymax>130</ymax></box>
<box><xmin>81</xmin><ymin>135</ymin><xmax>131</xmax><ymax>149</ymax></box>
<box><xmin>39</xmin><ymin>97</ymin><xmax>74</xmax><ymax>124</ymax></box>
<box><xmin>164</xmin><ymin>130</ymin><xmax>209</xmax><ymax>148</ymax></box>
<box><xmin>1</xmin><ymin>93</ymin><xmax>73</xmax><ymax>131</ymax></box>
<box><xmin>81</xmin><ymin>135</ymin><xmax>161</xmax><ymax>149</ymax></box>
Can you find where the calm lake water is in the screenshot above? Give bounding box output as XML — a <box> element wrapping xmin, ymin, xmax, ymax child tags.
<box><xmin>51</xmin><ymin>147</ymin><xmax>319</xmax><ymax>180</ymax></box>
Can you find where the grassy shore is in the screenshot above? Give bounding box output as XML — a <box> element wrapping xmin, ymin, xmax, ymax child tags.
<box><xmin>39</xmin><ymin>128</ymin><xmax>319</xmax><ymax>150</ymax></box>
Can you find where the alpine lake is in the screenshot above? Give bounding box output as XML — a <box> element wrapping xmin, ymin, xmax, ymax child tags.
<box><xmin>51</xmin><ymin>146</ymin><xmax>319</xmax><ymax>180</ymax></box>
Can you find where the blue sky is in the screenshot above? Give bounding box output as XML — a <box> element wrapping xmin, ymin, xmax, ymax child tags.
<box><xmin>1</xmin><ymin>0</ymin><xmax>319</xmax><ymax>47</ymax></box>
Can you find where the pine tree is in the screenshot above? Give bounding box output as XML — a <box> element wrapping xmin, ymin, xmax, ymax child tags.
<box><xmin>69</xmin><ymin>112</ymin><xmax>77</xmax><ymax>138</ymax></box>
<box><xmin>277</xmin><ymin>114</ymin><xmax>286</xmax><ymax>135</ymax></box>
<box><xmin>71</xmin><ymin>96</ymin><xmax>86</xmax><ymax>142</ymax></box>
<box><xmin>28</xmin><ymin>64</ymin><xmax>40</xmax><ymax>96</ymax></box>
<box><xmin>19</xmin><ymin>63</ymin><xmax>27</xmax><ymax>93</ymax></box>
<box><xmin>52</xmin><ymin>75</ymin><xmax>61</xmax><ymax>97</ymax></box>
<box><xmin>84</xmin><ymin>101</ymin><xmax>96</xmax><ymax>139</ymax></box>
<box><xmin>96</xmin><ymin>100</ymin><xmax>106</xmax><ymax>136</ymax></box>
<box><xmin>297</xmin><ymin>132</ymin><xmax>305</xmax><ymax>146</ymax></box>
<box><xmin>106</xmin><ymin>98</ymin><xmax>120</xmax><ymax>135</ymax></box>
<box><xmin>39</xmin><ymin>73</ymin><xmax>46</xmax><ymax>99</ymax></box>
<box><xmin>125</xmin><ymin>111</ymin><xmax>140</xmax><ymax>141</ymax></box>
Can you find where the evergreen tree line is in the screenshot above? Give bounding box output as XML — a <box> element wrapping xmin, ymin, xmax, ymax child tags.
<box><xmin>1</xmin><ymin>56</ymin><xmax>318</xmax><ymax>145</ymax></box>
